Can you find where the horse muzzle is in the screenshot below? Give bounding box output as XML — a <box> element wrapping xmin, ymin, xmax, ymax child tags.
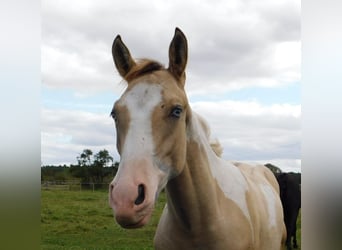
<box><xmin>109</xmin><ymin>180</ymin><xmax>154</xmax><ymax>228</ymax></box>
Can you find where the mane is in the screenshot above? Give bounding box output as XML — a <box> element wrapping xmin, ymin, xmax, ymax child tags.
<box><xmin>194</xmin><ymin>112</ymin><xmax>223</xmax><ymax>157</ymax></box>
<box><xmin>125</xmin><ymin>59</ymin><xmax>164</xmax><ymax>82</ymax></box>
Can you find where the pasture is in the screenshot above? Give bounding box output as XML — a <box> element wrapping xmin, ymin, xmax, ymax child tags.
<box><xmin>41</xmin><ymin>189</ymin><xmax>301</xmax><ymax>249</ymax></box>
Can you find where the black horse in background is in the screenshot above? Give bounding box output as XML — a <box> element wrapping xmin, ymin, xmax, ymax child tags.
<box><xmin>275</xmin><ymin>172</ymin><xmax>301</xmax><ymax>250</ymax></box>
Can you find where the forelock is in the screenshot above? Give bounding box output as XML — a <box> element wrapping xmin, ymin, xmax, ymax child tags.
<box><xmin>125</xmin><ymin>59</ymin><xmax>164</xmax><ymax>82</ymax></box>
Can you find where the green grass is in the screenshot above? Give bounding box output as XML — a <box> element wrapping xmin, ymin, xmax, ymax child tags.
<box><xmin>41</xmin><ymin>190</ymin><xmax>166</xmax><ymax>250</ymax></box>
<box><xmin>41</xmin><ymin>190</ymin><xmax>301</xmax><ymax>249</ymax></box>
<box><xmin>296</xmin><ymin>210</ymin><xmax>301</xmax><ymax>249</ymax></box>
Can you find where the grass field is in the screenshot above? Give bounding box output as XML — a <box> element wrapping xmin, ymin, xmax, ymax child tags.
<box><xmin>41</xmin><ymin>189</ymin><xmax>166</xmax><ymax>249</ymax></box>
<box><xmin>41</xmin><ymin>189</ymin><xmax>301</xmax><ymax>249</ymax></box>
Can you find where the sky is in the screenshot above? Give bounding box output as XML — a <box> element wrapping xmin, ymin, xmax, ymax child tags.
<box><xmin>41</xmin><ymin>0</ymin><xmax>301</xmax><ymax>172</ymax></box>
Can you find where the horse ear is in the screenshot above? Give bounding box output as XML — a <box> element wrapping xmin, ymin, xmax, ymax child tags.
<box><xmin>168</xmin><ymin>28</ymin><xmax>188</xmax><ymax>83</ymax></box>
<box><xmin>112</xmin><ymin>35</ymin><xmax>136</xmax><ymax>79</ymax></box>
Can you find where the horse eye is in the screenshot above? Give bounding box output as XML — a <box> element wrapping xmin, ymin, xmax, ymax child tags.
<box><xmin>170</xmin><ymin>106</ymin><xmax>183</xmax><ymax>118</ymax></box>
<box><xmin>110</xmin><ymin>110</ymin><xmax>117</xmax><ymax>122</ymax></box>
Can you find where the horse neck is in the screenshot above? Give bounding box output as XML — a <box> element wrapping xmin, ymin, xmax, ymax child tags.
<box><xmin>165</xmin><ymin>112</ymin><xmax>224</xmax><ymax>231</ymax></box>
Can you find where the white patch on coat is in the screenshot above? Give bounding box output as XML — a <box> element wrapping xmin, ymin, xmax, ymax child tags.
<box><xmin>260</xmin><ymin>184</ymin><xmax>277</xmax><ymax>227</ymax></box>
<box><xmin>189</xmin><ymin>113</ymin><xmax>250</xmax><ymax>221</ymax></box>
<box><xmin>119</xmin><ymin>83</ymin><xmax>162</xmax><ymax>160</ymax></box>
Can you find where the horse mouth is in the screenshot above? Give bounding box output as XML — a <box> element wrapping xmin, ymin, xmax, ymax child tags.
<box><xmin>114</xmin><ymin>202</ymin><xmax>154</xmax><ymax>229</ymax></box>
<box><xmin>119</xmin><ymin>212</ymin><xmax>151</xmax><ymax>229</ymax></box>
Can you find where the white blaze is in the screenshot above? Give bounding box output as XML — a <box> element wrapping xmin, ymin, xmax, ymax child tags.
<box><xmin>119</xmin><ymin>83</ymin><xmax>162</xmax><ymax>160</ymax></box>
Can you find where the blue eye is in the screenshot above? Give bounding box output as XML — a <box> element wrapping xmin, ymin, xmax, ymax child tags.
<box><xmin>170</xmin><ymin>106</ymin><xmax>183</xmax><ymax>118</ymax></box>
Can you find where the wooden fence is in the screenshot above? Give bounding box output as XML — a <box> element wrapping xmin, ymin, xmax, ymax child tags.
<box><xmin>41</xmin><ymin>180</ymin><xmax>110</xmax><ymax>191</ymax></box>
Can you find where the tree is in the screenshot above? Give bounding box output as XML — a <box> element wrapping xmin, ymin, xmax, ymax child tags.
<box><xmin>93</xmin><ymin>149</ymin><xmax>113</xmax><ymax>168</ymax></box>
<box><xmin>112</xmin><ymin>161</ymin><xmax>119</xmax><ymax>176</ymax></box>
<box><xmin>41</xmin><ymin>165</ymin><xmax>69</xmax><ymax>181</ymax></box>
<box><xmin>70</xmin><ymin>149</ymin><xmax>94</xmax><ymax>183</ymax></box>
<box><xmin>69</xmin><ymin>164</ymin><xmax>88</xmax><ymax>183</ymax></box>
<box><xmin>77</xmin><ymin>149</ymin><xmax>93</xmax><ymax>167</ymax></box>
<box><xmin>70</xmin><ymin>148</ymin><xmax>116</xmax><ymax>184</ymax></box>
<box><xmin>91</xmin><ymin>149</ymin><xmax>114</xmax><ymax>183</ymax></box>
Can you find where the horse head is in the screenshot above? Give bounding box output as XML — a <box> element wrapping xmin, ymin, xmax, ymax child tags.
<box><xmin>109</xmin><ymin>28</ymin><xmax>190</xmax><ymax>228</ymax></box>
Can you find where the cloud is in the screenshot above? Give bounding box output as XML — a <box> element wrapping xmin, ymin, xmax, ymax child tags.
<box><xmin>41</xmin><ymin>43</ymin><xmax>119</xmax><ymax>94</ymax></box>
<box><xmin>41</xmin><ymin>108</ymin><xmax>119</xmax><ymax>165</ymax></box>
<box><xmin>42</xmin><ymin>0</ymin><xmax>300</xmax><ymax>95</ymax></box>
<box><xmin>191</xmin><ymin>100</ymin><xmax>301</xmax><ymax>160</ymax></box>
<box><xmin>42</xmin><ymin>100</ymin><xmax>301</xmax><ymax>167</ymax></box>
<box><xmin>41</xmin><ymin>0</ymin><xmax>301</xmax><ymax>170</ymax></box>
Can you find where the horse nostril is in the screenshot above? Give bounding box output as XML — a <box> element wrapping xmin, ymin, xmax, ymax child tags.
<box><xmin>134</xmin><ymin>184</ymin><xmax>145</xmax><ymax>205</ymax></box>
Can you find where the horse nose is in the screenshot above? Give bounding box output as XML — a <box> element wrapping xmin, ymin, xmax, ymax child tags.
<box><xmin>109</xmin><ymin>181</ymin><xmax>146</xmax><ymax>209</ymax></box>
<box><xmin>134</xmin><ymin>184</ymin><xmax>145</xmax><ymax>205</ymax></box>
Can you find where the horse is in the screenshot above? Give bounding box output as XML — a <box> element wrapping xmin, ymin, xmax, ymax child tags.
<box><xmin>276</xmin><ymin>172</ymin><xmax>301</xmax><ymax>250</ymax></box>
<box><xmin>108</xmin><ymin>27</ymin><xmax>286</xmax><ymax>250</ymax></box>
